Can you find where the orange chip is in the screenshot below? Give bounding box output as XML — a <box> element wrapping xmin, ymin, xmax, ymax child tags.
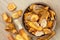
<box><xmin>47</xmin><ymin>21</ymin><xmax>53</xmax><ymax>28</ymax></box>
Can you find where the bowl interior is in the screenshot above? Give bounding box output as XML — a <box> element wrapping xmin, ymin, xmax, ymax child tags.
<box><xmin>22</xmin><ymin>3</ymin><xmax>56</xmax><ymax>38</ymax></box>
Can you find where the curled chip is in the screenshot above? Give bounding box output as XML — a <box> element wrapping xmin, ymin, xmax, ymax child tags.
<box><xmin>27</xmin><ymin>21</ymin><xmax>43</xmax><ymax>31</ymax></box>
<box><xmin>33</xmin><ymin>5</ymin><xmax>44</xmax><ymax>14</ymax></box>
<box><xmin>5</xmin><ymin>23</ymin><xmax>17</xmax><ymax>34</ymax></box>
<box><xmin>46</xmin><ymin>31</ymin><xmax>55</xmax><ymax>39</ymax></box>
<box><xmin>24</xmin><ymin>12</ymin><xmax>33</xmax><ymax>21</ymax></box>
<box><xmin>43</xmin><ymin>28</ymin><xmax>52</xmax><ymax>34</ymax></box>
<box><xmin>12</xmin><ymin>10</ymin><xmax>22</xmax><ymax>19</ymax></box>
<box><xmin>30</xmin><ymin>14</ymin><xmax>39</xmax><ymax>22</ymax></box>
<box><xmin>24</xmin><ymin>12</ymin><xmax>39</xmax><ymax>22</ymax></box>
<box><xmin>29</xmin><ymin>28</ymin><xmax>36</xmax><ymax>32</ymax></box>
<box><xmin>2</xmin><ymin>12</ymin><xmax>12</xmax><ymax>23</ymax></box>
<box><xmin>40</xmin><ymin>19</ymin><xmax>47</xmax><ymax>28</ymax></box>
<box><xmin>49</xmin><ymin>10</ymin><xmax>55</xmax><ymax>20</ymax></box>
<box><xmin>8</xmin><ymin>3</ymin><xmax>16</xmax><ymax>11</ymax></box>
<box><xmin>6</xmin><ymin>23</ymin><xmax>15</xmax><ymax>29</ymax></box>
<box><xmin>19</xmin><ymin>29</ymin><xmax>31</xmax><ymax>40</ymax></box>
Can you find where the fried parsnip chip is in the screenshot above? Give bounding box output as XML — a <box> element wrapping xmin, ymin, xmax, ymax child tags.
<box><xmin>43</xmin><ymin>28</ymin><xmax>52</xmax><ymax>34</ymax></box>
<box><xmin>30</xmin><ymin>14</ymin><xmax>39</xmax><ymax>22</ymax></box>
<box><xmin>27</xmin><ymin>21</ymin><xmax>43</xmax><ymax>31</ymax></box>
<box><xmin>29</xmin><ymin>28</ymin><xmax>36</xmax><ymax>32</ymax></box>
<box><xmin>2</xmin><ymin>12</ymin><xmax>12</xmax><ymax>23</ymax></box>
<box><xmin>5</xmin><ymin>23</ymin><xmax>17</xmax><ymax>34</ymax></box>
<box><xmin>19</xmin><ymin>29</ymin><xmax>31</xmax><ymax>40</ymax></box>
<box><xmin>8</xmin><ymin>3</ymin><xmax>16</xmax><ymax>11</ymax></box>
<box><xmin>12</xmin><ymin>10</ymin><xmax>22</xmax><ymax>19</ymax></box>
<box><xmin>6</xmin><ymin>23</ymin><xmax>15</xmax><ymax>29</ymax></box>
<box><xmin>49</xmin><ymin>10</ymin><xmax>55</xmax><ymax>20</ymax></box>
<box><xmin>15</xmin><ymin>34</ymin><xmax>24</xmax><ymax>40</ymax></box>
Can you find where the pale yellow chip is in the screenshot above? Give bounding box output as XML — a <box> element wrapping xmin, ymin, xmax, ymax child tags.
<box><xmin>8</xmin><ymin>3</ymin><xmax>16</xmax><ymax>11</ymax></box>
<box><xmin>2</xmin><ymin>12</ymin><xmax>9</xmax><ymax>21</ymax></box>
<box><xmin>30</xmin><ymin>14</ymin><xmax>39</xmax><ymax>22</ymax></box>
<box><xmin>19</xmin><ymin>29</ymin><xmax>31</xmax><ymax>40</ymax></box>
<box><xmin>43</xmin><ymin>28</ymin><xmax>52</xmax><ymax>34</ymax></box>
<box><xmin>2</xmin><ymin>12</ymin><xmax>12</xmax><ymax>23</ymax></box>
<box><xmin>27</xmin><ymin>21</ymin><xmax>43</xmax><ymax>31</ymax></box>
<box><xmin>12</xmin><ymin>10</ymin><xmax>22</xmax><ymax>19</ymax></box>
<box><xmin>49</xmin><ymin>10</ymin><xmax>55</xmax><ymax>20</ymax></box>
<box><xmin>15</xmin><ymin>34</ymin><xmax>24</xmax><ymax>40</ymax></box>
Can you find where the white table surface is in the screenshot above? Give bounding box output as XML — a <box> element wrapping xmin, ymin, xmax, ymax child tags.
<box><xmin>0</xmin><ymin>0</ymin><xmax>60</xmax><ymax>40</ymax></box>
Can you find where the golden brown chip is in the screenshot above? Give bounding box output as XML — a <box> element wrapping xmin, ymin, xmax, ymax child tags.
<box><xmin>41</xmin><ymin>11</ymin><xmax>49</xmax><ymax>20</ymax></box>
<box><xmin>2</xmin><ymin>12</ymin><xmax>12</xmax><ymax>23</ymax></box>
<box><xmin>47</xmin><ymin>21</ymin><xmax>53</xmax><ymax>28</ymax></box>
<box><xmin>8</xmin><ymin>3</ymin><xmax>16</xmax><ymax>11</ymax></box>
<box><xmin>2</xmin><ymin>12</ymin><xmax>9</xmax><ymax>21</ymax></box>
<box><xmin>27</xmin><ymin>21</ymin><xmax>43</xmax><ymax>31</ymax></box>
<box><xmin>49</xmin><ymin>10</ymin><xmax>55</xmax><ymax>20</ymax></box>
<box><xmin>11</xmin><ymin>29</ymin><xmax>17</xmax><ymax>34</ymax></box>
<box><xmin>6</xmin><ymin>23</ymin><xmax>15</xmax><ymax>29</ymax></box>
<box><xmin>47</xmin><ymin>31</ymin><xmax>55</xmax><ymax>39</ymax></box>
<box><xmin>43</xmin><ymin>28</ymin><xmax>52</xmax><ymax>34</ymax></box>
<box><xmin>30</xmin><ymin>14</ymin><xmax>39</xmax><ymax>22</ymax></box>
<box><xmin>44</xmin><ymin>6</ymin><xmax>49</xmax><ymax>10</ymax></box>
<box><xmin>24</xmin><ymin>12</ymin><xmax>33</xmax><ymax>21</ymax></box>
<box><xmin>5</xmin><ymin>23</ymin><xmax>17</xmax><ymax>34</ymax></box>
<box><xmin>19</xmin><ymin>29</ymin><xmax>31</xmax><ymax>40</ymax></box>
<box><xmin>15</xmin><ymin>34</ymin><xmax>24</xmax><ymax>40</ymax></box>
<box><xmin>12</xmin><ymin>10</ymin><xmax>22</xmax><ymax>19</ymax></box>
<box><xmin>6</xmin><ymin>17</ymin><xmax>12</xmax><ymax>23</ymax></box>
<box><xmin>29</xmin><ymin>28</ymin><xmax>36</xmax><ymax>32</ymax></box>
<box><xmin>29</xmin><ymin>4</ymin><xmax>36</xmax><ymax>10</ymax></box>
